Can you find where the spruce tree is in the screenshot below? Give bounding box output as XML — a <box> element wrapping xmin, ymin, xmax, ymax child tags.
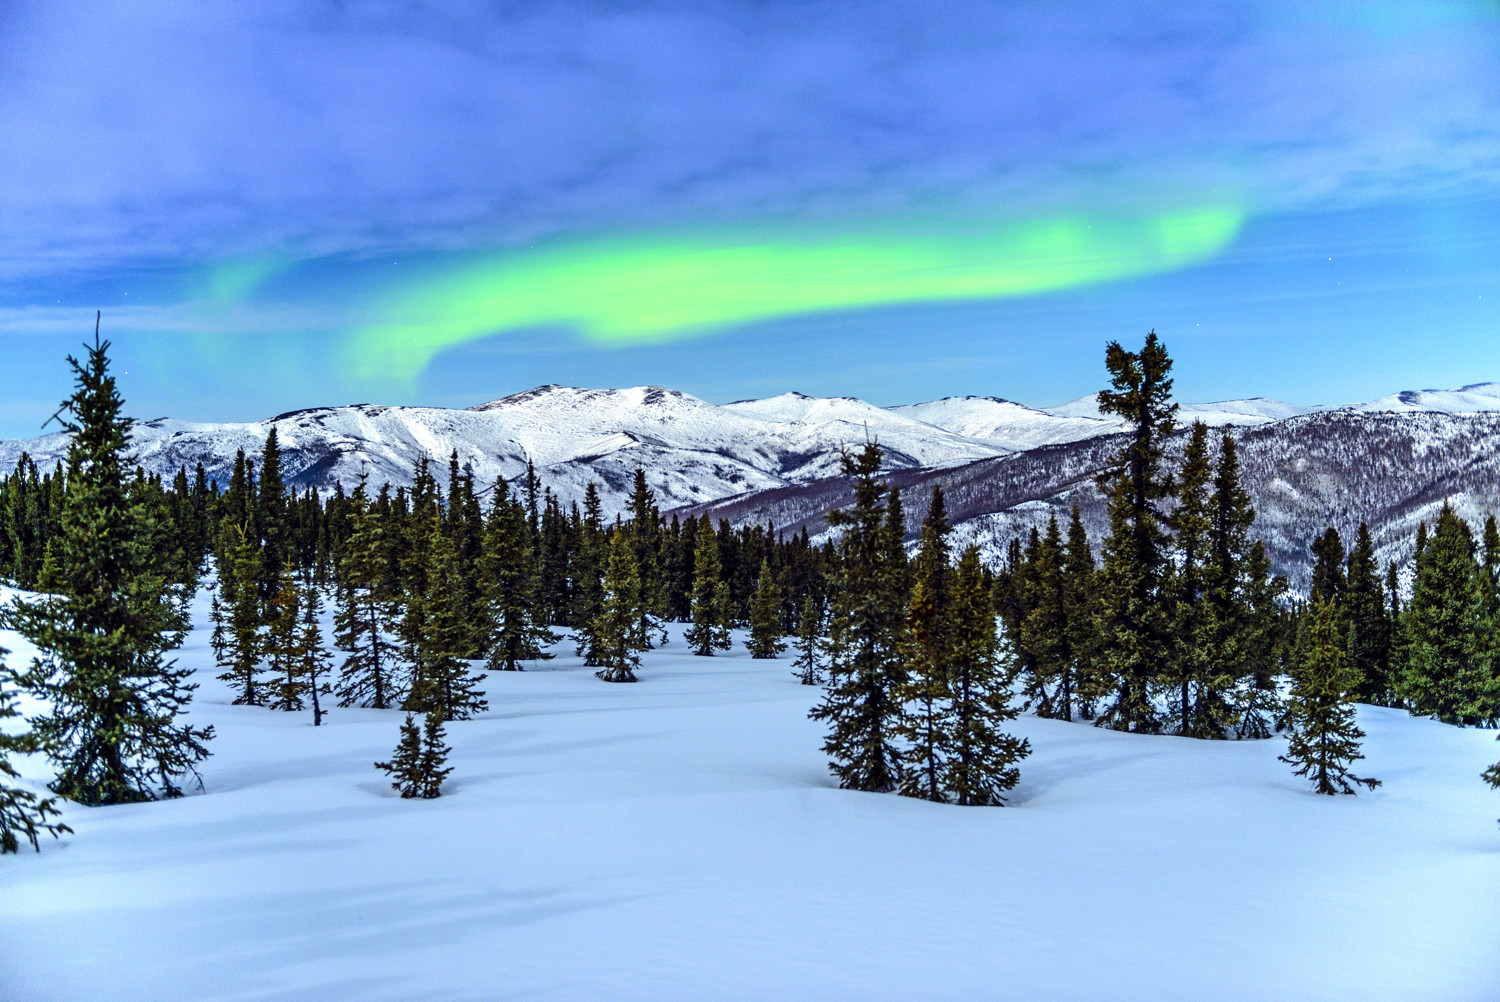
<box><xmin>215</xmin><ymin>448</ymin><xmax>253</xmax><ymax>586</ymax></box>
<box><xmin>894</xmin><ymin>487</ymin><xmax>954</xmax><ymax>801</ymax></box>
<box><xmin>571</xmin><ymin>483</ymin><xmax>608</xmax><ymax>666</ymax></box>
<box><xmin>1091</xmin><ymin>331</ymin><xmax>1178</xmax><ymax>733</ymax></box>
<box><xmin>626</xmin><ymin>468</ymin><xmax>668</xmax><ymax>649</ymax></box>
<box><xmin>255</xmin><ymin>428</ymin><xmax>288</xmax><ymax>601</ymax></box>
<box><xmin>405</xmin><ymin>515</ymin><xmax>488</xmax><ymax>721</ymax></box>
<box><xmin>265</xmin><ymin>560</ymin><xmax>305</xmax><ymax>711</ymax></box>
<box><xmin>1191</xmin><ymin>430</ymin><xmax>1256</xmax><ymax>738</ymax></box>
<box><xmin>945</xmin><ymin>546</ymin><xmax>1030</xmax><ymax>805</ymax></box>
<box><xmin>593</xmin><ymin>532</ymin><xmax>644</xmax><ymax>683</ymax></box>
<box><xmin>1</xmin><ymin>658</ymin><xmax>71</xmax><ymax>853</ymax></box>
<box><xmin>1400</xmin><ymin>503</ymin><xmax>1494</xmax><ymax>724</ymax></box>
<box><xmin>747</xmin><ymin>558</ymin><xmax>788</xmax><ymax>659</ymax></box>
<box><xmin>1015</xmin><ymin>512</ymin><xmax>1069</xmax><ymax>719</ymax></box>
<box><xmin>884</xmin><ymin>484</ymin><xmax>911</xmax><ymax>608</ymax></box>
<box><xmin>1165</xmin><ymin>421</ymin><xmax>1212</xmax><ymax>735</ymax></box>
<box><xmin>1345</xmin><ymin>521</ymin><xmax>1392</xmax><ymax>706</ymax></box>
<box><xmin>12</xmin><ymin>319</ymin><xmax>213</xmax><ymax>805</ymax></box>
<box><xmin>1280</xmin><ymin>600</ymin><xmax>1379</xmax><ymax>795</ymax></box>
<box><xmin>208</xmin><ymin>591</ymin><xmax>228</xmax><ymax>664</ymax></box>
<box><xmin>334</xmin><ymin>476</ymin><xmax>403</xmax><ymax>708</ymax></box>
<box><xmin>809</xmin><ymin>443</ymin><xmax>906</xmax><ymax>792</ymax></box>
<box><xmin>217</xmin><ymin>524</ymin><xmax>265</xmax><ymax>705</ymax></box>
<box><xmin>1234</xmin><ymin>540</ymin><xmax>1288</xmax><ymax>739</ymax></box>
<box><xmin>1309</xmin><ymin>528</ymin><xmax>1347</xmax><ymax>605</ymax></box>
<box><xmin>1061</xmin><ymin>505</ymin><xmax>1098</xmax><ymax>721</ymax></box>
<box><xmin>483</xmin><ymin>478</ymin><xmax>554</xmax><ymax>671</ymax></box>
<box><xmin>792</xmin><ymin>593</ymin><xmax>824</xmax><ymax>685</ymax></box>
<box><xmin>375</xmin><ymin>712</ymin><xmax>451</xmax><ymax>799</ymax></box>
<box><xmin>295</xmin><ymin>582</ymin><xmax>331</xmax><ymax>726</ymax></box>
<box><xmin>686</xmin><ymin>520</ymin><xmax>732</xmax><ymax>655</ymax></box>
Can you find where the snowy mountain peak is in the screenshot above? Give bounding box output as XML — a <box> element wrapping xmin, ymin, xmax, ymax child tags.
<box><xmin>2</xmin><ymin>379</ymin><xmax>1497</xmax><ymax>531</ymax></box>
<box><xmin>1351</xmin><ymin>383</ymin><xmax>1500</xmax><ymax>415</ymax></box>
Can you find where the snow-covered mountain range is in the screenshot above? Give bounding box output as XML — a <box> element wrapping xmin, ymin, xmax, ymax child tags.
<box><xmin>6</xmin><ymin>381</ymin><xmax>1500</xmax><ymax>583</ymax></box>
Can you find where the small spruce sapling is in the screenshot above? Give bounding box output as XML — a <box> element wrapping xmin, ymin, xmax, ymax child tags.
<box><xmin>209</xmin><ymin>591</ymin><xmax>227</xmax><ymax>664</ymax></box>
<box><xmin>376</xmin><ymin>714</ymin><xmax>423</xmax><ymax>798</ymax></box>
<box><xmin>375</xmin><ymin>711</ymin><xmax>452</xmax><ymax>799</ymax></box>
<box><xmin>1280</xmin><ymin>601</ymin><xmax>1380</xmax><ymax>795</ymax></box>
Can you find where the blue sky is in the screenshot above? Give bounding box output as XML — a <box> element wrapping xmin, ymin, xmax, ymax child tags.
<box><xmin>0</xmin><ymin>1</ymin><xmax>1497</xmax><ymax>436</ymax></box>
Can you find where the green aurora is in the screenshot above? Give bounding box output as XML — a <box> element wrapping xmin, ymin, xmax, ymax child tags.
<box><xmin>346</xmin><ymin>208</ymin><xmax>1244</xmax><ymax>383</ymax></box>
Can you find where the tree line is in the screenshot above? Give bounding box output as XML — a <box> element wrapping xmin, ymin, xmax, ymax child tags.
<box><xmin>4</xmin><ymin>326</ymin><xmax>1499</xmax><ymax>850</ymax></box>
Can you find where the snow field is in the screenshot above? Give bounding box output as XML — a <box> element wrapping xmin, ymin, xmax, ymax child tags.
<box><xmin>1</xmin><ymin>592</ymin><xmax>1498</xmax><ymax>1001</ymax></box>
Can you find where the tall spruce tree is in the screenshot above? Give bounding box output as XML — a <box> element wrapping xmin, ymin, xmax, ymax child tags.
<box><xmin>1309</xmin><ymin>528</ymin><xmax>1347</xmax><ymax>606</ymax></box>
<box><xmin>593</xmin><ymin>531</ymin><xmax>644</xmax><ymax>683</ymax></box>
<box><xmin>571</xmin><ymin>483</ymin><xmax>608</xmax><ymax>666</ymax></box>
<box><xmin>809</xmin><ymin>443</ymin><xmax>906</xmax><ymax>792</ymax></box>
<box><xmin>265</xmin><ymin>560</ymin><xmax>305</xmax><ymax>711</ymax></box>
<box><xmin>1400</xmin><ymin>503</ymin><xmax>1494</xmax><ymax>724</ymax></box>
<box><xmin>13</xmin><ymin>319</ymin><xmax>212</xmax><ymax>805</ymax></box>
<box><xmin>217</xmin><ymin>524</ymin><xmax>265</xmax><ymax>705</ymax></box>
<box><xmin>334</xmin><ymin>476</ymin><xmax>403</xmax><ymax>708</ymax></box>
<box><xmin>1234</xmin><ymin>540</ymin><xmax>1288</xmax><ymax>738</ymax></box>
<box><xmin>1345</xmin><ymin>521</ymin><xmax>1392</xmax><ymax>706</ymax></box>
<box><xmin>483</xmin><ymin>478</ymin><xmax>554</xmax><ymax>671</ymax></box>
<box><xmin>1091</xmin><ymin>331</ymin><xmax>1178</xmax><ymax>732</ymax></box>
<box><xmin>894</xmin><ymin>487</ymin><xmax>954</xmax><ymax>801</ymax></box>
<box><xmin>255</xmin><ymin>428</ymin><xmax>288</xmax><ymax>600</ymax></box>
<box><xmin>884</xmin><ymin>484</ymin><xmax>911</xmax><ymax>609</ymax></box>
<box><xmin>1061</xmin><ymin>505</ymin><xmax>1098</xmax><ymax>721</ymax></box>
<box><xmin>945</xmin><ymin>546</ymin><xmax>1030</xmax><ymax>805</ymax></box>
<box><xmin>1016</xmin><ymin>512</ymin><xmax>1070</xmax><ymax>719</ymax></box>
<box><xmin>746</xmin><ymin>559</ymin><xmax>787</xmax><ymax>658</ymax></box>
<box><xmin>1191</xmin><ymin>430</ymin><xmax>1257</xmax><ymax>737</ymax></box>
<box><xmin>405</xmin><ymin>515</ymin><xmax>488</xmax><ymax>721</ymax></box>
<box><xmin>1280</xmin><ymin>600</ymin><xmax>1379</xmax><ymax>795</ymax></box>
<box><xmin>1165</xmin><ymin>421</ymin><xmax>1212</xmax><ymax>735</ymax></box>
<box><xmin>686</xmin><ymin>519</ymin><xmax>732</xmax><ymax>655</ymax></box>
<box><xmin>626</xmin><ymin>468</ymin><xmax>668</xmax><ymax>649</ymax></box>
<box><xmin>1</xmin><ymin>657</ymin><xmax>71</xmax><ymax>853</ymax></box>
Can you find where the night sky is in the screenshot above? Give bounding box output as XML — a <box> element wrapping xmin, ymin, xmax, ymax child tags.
<box><xmin>1</xmin><ymin>2</ymin><xmax>1497</xmax><ymax>436</ymax></box>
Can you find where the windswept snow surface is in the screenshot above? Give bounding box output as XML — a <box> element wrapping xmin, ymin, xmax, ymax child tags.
<box><xmin>2</xmin><ymin>592</ymin><xmax>1499</xmax><ymax>1001</ymax></box>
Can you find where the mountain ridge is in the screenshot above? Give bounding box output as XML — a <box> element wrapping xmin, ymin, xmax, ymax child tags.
<box><xmin>4</xmin><ymin>380</ymin><xmax>1500</xmax><ymax>585</ymax></box>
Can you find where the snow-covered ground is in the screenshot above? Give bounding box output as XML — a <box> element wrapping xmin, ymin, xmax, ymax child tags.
<box><xmin>2</xmin><ymin>591</ymin><xmax>1499</xmax><ymax>1001</ymax></box>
